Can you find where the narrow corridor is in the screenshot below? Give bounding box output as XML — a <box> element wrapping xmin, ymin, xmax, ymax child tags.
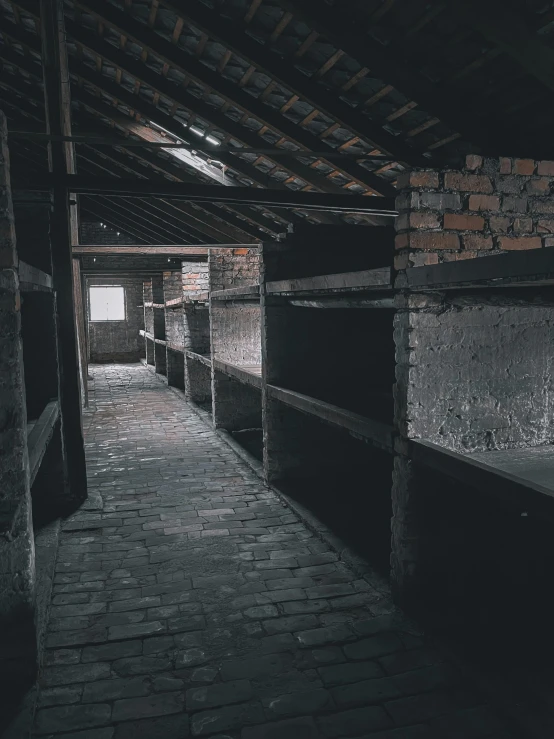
<box><xmin>34</xmin><ymin>364</ymin><xmax>511</xmax><ymax>738</ymax></box>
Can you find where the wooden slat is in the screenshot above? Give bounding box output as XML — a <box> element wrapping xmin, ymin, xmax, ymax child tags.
<box><xmin>266</xmin><ymin>268</ymin><xmax>392</xmax><ymax>295</ymax></box>
<box><xmin>213</xmin><ymin>359</ymin><xmax>262</xmax><ymax>389</ymax></box>
<box><xmin>405</xmin><ymin>246</ymin><xmax>554</xmax><ymax>289</ymax></box>
<box><xmin>211</xmin><ymin>284</ymin><xmax>260</xmax><ymax>300</ymax></box>
<box><xmin>267</xmin><ymin>384</ymin><xmax>394</xmax><ymax>451</ymax></box>
<box><xmin>186</xmin><ymin>350</ymin><xmax>212</xmax><ymax>367</ymax></box>
<box><xmin>27</xmin><ymin>401</ymin><xmax>60</xmax><ymax>485</ymax></box>
<box><xmin>245</xmin><ymin>0</ymin><xmax>263</xmax><ymax>23</ymax></box>
<box><xmin>411</xmin><ymin>439</ymin><xmax>554</xmax><ymax>521</ymax></box>
<box><xmin>18</xmin><ymin>260</ymin><xmax>53</xmax><ymax>291</ymax></box>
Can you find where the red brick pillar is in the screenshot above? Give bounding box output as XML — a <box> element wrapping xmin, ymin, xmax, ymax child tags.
<box><xmin>394</xmin><ymin>155</ymin><xmax>553</xmax><ymax>273</ymax></box>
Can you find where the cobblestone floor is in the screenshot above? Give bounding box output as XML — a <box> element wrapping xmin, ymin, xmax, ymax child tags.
<box><xmin>33</xmin><ymin>364</ymin><xmax>514</xmax><ymax>738</ymax></box>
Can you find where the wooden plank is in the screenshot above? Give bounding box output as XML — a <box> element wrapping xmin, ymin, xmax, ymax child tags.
<box><xmin>166</xmin><ymin>297</ymin><xmax>185</xmax><ymax>308</ymax></box>
<box><xmin>410</xmin><ymin>439</ymin><xmax>554</xmax><ymax>521</ymax></box>
<box><xmin>72</xmin><ymin>258</ymin><xmax>89</xmax><ymax>408</ymax></box>
<box><xmin>186</xmin><ymin>350</ymin><xmax>212</xmax><ymax>367</ymax></box>
<box><xmin>72</xmin><ymin>246</ymin><xmax>212</xmax><ymax>255</ymax></box>
<box><xmin>405</xmin><ymin>248</ymin><xmax>554</xmax><ymax>289</ymax></box>
<box><xmin>211</xmin><ymin>285</ymin><xmax>260</xmax><ymax>301</ymax></box>
<box><xmin>267</xmin><ymin>384</ymin><xmax>394</xmax><ymax>451</ymax></box>
<box><xmin>184</xmin><ymin>292</ymin><xmax>209</xmax><ymax>304</ymax></box>
<box><xmin>40</xmin><ymin>0</ymin><xmax>88</xmax><ymax>503</ymax></box>
<box><xmin>267</xmin><ymin>268</ymin><xmax>392</xmax><ymax>295</ymax></box>
<box><xmin>27</xmin><ymin>401</ymin><xmax>60</xmax><ymax>485</ymax></box>
<box><xmin>18</xmin><ymin>260</ymin><xmax>53</xmax><ymax>291</ymax></box>
<box><xmin>22</xmin><ymin>176</ymin><xmax>398</xmax><ymax>214</ymax></box>
<box><xmin>214</xmin><ymin>359</ymin><xmax>262</xmax><ymax>390</ymax></box>
<box><xmin>65</xmin><ymin>1</ymin><xmax>396</xmax><ymax>196</ymax></box>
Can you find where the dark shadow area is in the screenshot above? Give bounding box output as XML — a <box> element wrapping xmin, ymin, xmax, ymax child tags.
<box><xmin>414</xmin><ymin>465</ymin><xmax>554</xmax><ymax>669</ymax></box>
<box><xmin>230</xmin><ymin>427</ymin><xmax>263</xmax><ymax>462</ymax></box>
<box><xmin>268</xmin><ymin>400</ymin><xmax>392</xmax><ymax>577</ymax></box>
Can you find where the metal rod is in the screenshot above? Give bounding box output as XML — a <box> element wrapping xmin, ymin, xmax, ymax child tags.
<box><xmin>20</xmin><ymin>175</ymin><xmax>399</xmax><ymax>215</ymax></box>
<box><xmin>8</xmin><ymin>131</ymin><xmax>393</xmax><ymax>159</ymax></box>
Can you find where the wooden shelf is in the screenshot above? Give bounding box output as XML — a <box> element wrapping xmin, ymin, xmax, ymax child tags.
<box><xmin>405</xmin><ymin>247</ymin><xmax>554</xmax><ymax>290</ymax></box>
<box><xmin>213</xmin><ymin>359</ymin><xmax>262</xmax><ymax>389</ymax></box>
<box><xmin>266</xmin><ymin>268</ymin><xmax>393</xmax><ymax>296</ymax></box>
<box><xmin>211</xmin><ymin>285</ymin><xmax>260</xmax><ymax>301</ymax></box>
<box><xmin>186</xmin><ymin>350</ymin><xmax>212</xmax><ymax>368</ymax></box>
<box><xmin>165</xmin><ymin>298</ymin><xmax>185</xmax><ymax>309</ymax></box>
<box><xmin>267</xmin><ymin>384</ymin><xmax>394</xmax><ymax>451</ymax></box>
<box><xmin>18</xmin><ymin>261</ymin><xmax>53</xmax><ymax>293</ymax></box>
<box><xmin>184</xmin><ymin>292</ymin><xmax>209</xmax><ymax>304</ymax></box>
<box><xmin>27</xmin><ymin>401</ymin><xmax>59</xmax><ymax>485</ymax></box>
<box><xmin>411</xmin><ymin>439</ymin><xmax>554</xmax><ymax>521</ymax></box>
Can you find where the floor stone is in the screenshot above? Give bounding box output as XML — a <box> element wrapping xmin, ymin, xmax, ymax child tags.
<box><xmin>32</xmin><ymin>364</ymin><xmax>515</xmax><ymax>738</ymax></box>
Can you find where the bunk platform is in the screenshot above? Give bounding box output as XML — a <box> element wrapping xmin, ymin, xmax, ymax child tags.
<box><xmin>185</xmin><ymin>350</ymin><xmax>212</xmax><ymax>368</ymax></box>
<box><xmin>405</xmin><ymin>245</ymin><xmax>554</xmax><ymax>291</ymax></box>
<box><xmin>213</xmin><ymin>359</ymin><xmax>262</xmax><ymax>390</ymax></box>
<box><xmin>411</xmin><ymin>439</ymin><xmax>554</xmax><ymax>522</ymax></box>
<box><xmin>268</xmin><ymin>385</ymin><xmax>394</xmax><ymax>452</ymax></box>
<box><xmin>211</xmin><ymin>285</ymin><xmax>260</xmax><ymax>301</ymax></box>
<box><xmin>18</xmin><ymin>261</ymin><xmax>53</xmax><ymax>293</ymax></box>
<box><xmin>266</xmin><ymin>268</ymin><xmax>393</xmax><ymax>297</ymax></box>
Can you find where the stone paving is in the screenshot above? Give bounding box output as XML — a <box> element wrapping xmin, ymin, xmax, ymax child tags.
<box><xmin>33</xmin><ymin>364</ymin><xmax>514</xmax><ymax>738</ymax></box>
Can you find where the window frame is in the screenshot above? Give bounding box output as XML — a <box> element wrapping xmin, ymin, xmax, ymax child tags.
<box><xmin>89</xmin><ymin>285</ymin><xmax>127</xmax><ymax>323</ymax></box>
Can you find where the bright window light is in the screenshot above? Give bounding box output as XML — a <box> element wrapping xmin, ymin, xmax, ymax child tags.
<box><xmin>89</xmin><ymin>286</ymin><xmax>126</xmax><ymax>322</ymax></box>
<box><xmin>190</xmin><ymin>126</ymin><xmax>204</xmax><ymax>137</ymax></box>
<box><xmin>206</xmin><ymin>135</ymin><xmax>220</xmax><ymax>146</ymax></box>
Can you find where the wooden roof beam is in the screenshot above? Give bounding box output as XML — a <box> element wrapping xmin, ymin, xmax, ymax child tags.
<box><xmin>157</xmin><ymin>0</ymin><xmax>431</xmax><ymax>166</ymax></box>
<box><xmin>36</xmin><ymin>0</ymin><xmax>396</xmax><ymax>196</ymax></box>
<box><xmin>269</xmin><ymin>0</ymin><xmax>500</xmax><ymax>153</ymax></box>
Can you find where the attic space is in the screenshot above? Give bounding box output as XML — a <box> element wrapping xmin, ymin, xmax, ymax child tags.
<box><xmin>4</xmin><ymin>1</ymin><xmax>554</xmax><ymax>738</ymax></box>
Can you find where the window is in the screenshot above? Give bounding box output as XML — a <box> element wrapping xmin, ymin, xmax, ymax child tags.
<box><xmin>89</xmin><ymin>286</ymin><xmax>126</xmax><ymax>322</ymax></box>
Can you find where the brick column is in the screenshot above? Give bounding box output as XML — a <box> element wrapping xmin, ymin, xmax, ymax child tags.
<box><xmin>0</xmin><ymin>110</ymin><xmax>37</xmax><ymax>718</ymax></box>
<box><xmin>395</xmin><ymin>155</ymin><xmax>554</xmax><ymax>272</ymax></box>
<box><xmin>183</xmin><ymin>261</ymin><xmax>211</xmax><ymax>405</ymax></box>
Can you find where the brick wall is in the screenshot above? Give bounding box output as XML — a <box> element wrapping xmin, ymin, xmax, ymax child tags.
<box><xmin>183</xmin><ymin>261</ymin><xmax>210</xmax><ymax>354</ymax></box>
<box><xmin>79</xmin><ymin>220</ymin><xmax>141</xmax><ymax>245</ymax></box>
<box><xmin>183</xmin><ymin>260</ymin><xmax>209</xmax><ymax>297</ymax></box>
<box><xmin>209</xmin><ymin>247</ymin><xmax>260</xmax><ymax>292</ymax></box>
<box><xmin>164</xmin><ymin>270</ymin><xmax>184</xmax><ymax>350</ymax></box>
<box><xmin>395</xmin><ymin>155</ymin><xmax>554</xmax><ymax>269</ymax></box>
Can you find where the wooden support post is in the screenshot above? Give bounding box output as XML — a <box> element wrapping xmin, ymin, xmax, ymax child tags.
<box><xmin>40</xmin><ymin>0</ymin><xmax>87</xmax><ymax>504</ymax></box>
<box><xmin>72</xmin><ymin>257</ymin><xmax>89</xmax><ymax>407</ymax></box>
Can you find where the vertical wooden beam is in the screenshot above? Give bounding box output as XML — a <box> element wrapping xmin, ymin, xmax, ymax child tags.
<box><xmin>72</xmin><ymin>257</ymin><xmax>89</xmax><ymax>408</ymax></box>
<box><xmin>40</xmin><ymin>0</ymin><xmax>87</xmax><ymax>504</ymax></box>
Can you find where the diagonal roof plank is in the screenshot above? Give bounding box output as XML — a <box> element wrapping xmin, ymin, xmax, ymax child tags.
<box><xmin>64</xmin><ymin>17</ymin><xmax>376</xmax><ymax>198</ymax></box>
<box><xmin>69</xmin><ymin>151</ymin><xmax>203</xmax><ymax>244</ymax></box>
<box><xmin>78</xmin><ymin>144</ymin><xmax>248</xmax><ymax>244</ymax></box>
<box><xmin>1</xmin><ymin>14</ymin><xmax>338</xmax><ymax>228</ymax></box>
<box><xmin>0</xmin><ymin>22</ymin><xmax>295</xmax><ymax>234</ymax></box>
<box><xmin>63</xmin><ymin>1</ymin><xmax>396</xmax><ymax>197</ymax></box>
<box><xmin>267</xmin><ymin>0</ymin><xmax>501</xmax><ymax>154</ymax></box>
<box><xmin>80</xmin><ymin>197</ymin><xmax>163</xmax><ymax>244</ymax></box>
<box><xmin>155</xmin><ymin>0</ymin><xmax>432</xmax><ymax>166</ymax></box>
<box><xmin>0</xmin><ymin>38</ymin><xmax>287</xmax><ymax>236</ymax></box>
